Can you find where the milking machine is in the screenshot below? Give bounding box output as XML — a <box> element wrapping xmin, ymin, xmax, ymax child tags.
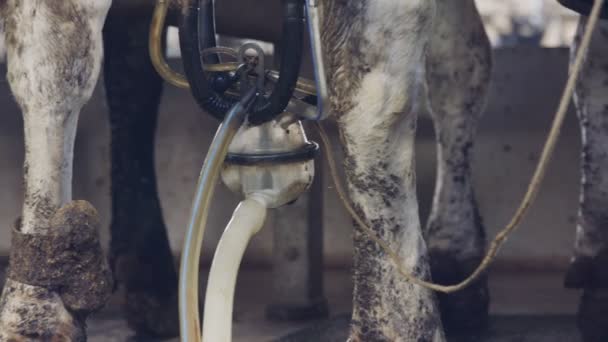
<box><xmin>149</xmin><ymin>0</ymin><xmax>330</xmax><ymax>340</ymax></box>
<box><xmin>150</xmin><ymin>0</ymin><xmax>608</xmax><ymax>339</ymax></box>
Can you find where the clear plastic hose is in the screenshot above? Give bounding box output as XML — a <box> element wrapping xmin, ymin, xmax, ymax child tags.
<box><xmin>179</xmin><ymin>89</ymin><xmax>256</xmax><ymax>342</ymax></box>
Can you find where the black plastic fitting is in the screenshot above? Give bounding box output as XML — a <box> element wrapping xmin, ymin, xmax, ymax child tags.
<box><xmin>179</xmin><ymin>0</ymin><xmax>305</xmax><ymax>124</ymax></box>
<box><xmin>557</xmin><ymin>0</ymin><xmax>608</xmax><ymax>19</ymax></box>
<box><xmin>225</xmin><ymin>141</ymin><xmax>319</xmax><ymax>166</ymax></box>
<box><xmin>180</xmin><ymin>0</ymin><xmax>235</xmax><ymax>120</ymax></box>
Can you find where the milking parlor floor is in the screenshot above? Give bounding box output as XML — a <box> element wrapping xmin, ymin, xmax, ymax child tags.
<box><xmin>0</xmin><ymin>266</ymin><xmax>582</xmax><ymax>341</ymax></box>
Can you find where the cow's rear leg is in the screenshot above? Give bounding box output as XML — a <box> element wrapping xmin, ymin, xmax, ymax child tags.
<box><xmin>424</xmin><ymin>0</ymin><xmax>492</xmax><ymax>335</ymax></box>
<box><xmin>325</xmin><ymin>2</ymin><xmax>444</xmax><ymax>340</ymax></box>
<box><xmin>340</xmin><ymin>94</ymin><xmax>445</xmax><ymax>341</ymax></box>
<box><xmin>340</xmin><ymin>100</ymin><xmax>444</xmax><ymax>341</ymax></box>
<box><xmin>564</xmin><ymin>16</ymin><xmax>608</xmax><ymax>342</ymax></box>
<box><xmin>103</xmin><ymin>7</ymin><xmax>179</xmax><ymax>337</ymax></box>
<box><xmin>0</xmin><ymin>0</ymin><xmax>112</xmax><ymax>339</ymax></box>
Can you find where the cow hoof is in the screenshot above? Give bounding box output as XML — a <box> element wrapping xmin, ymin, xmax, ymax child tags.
<box><xmin>577</xmin><ymin>289</ymin><xmax>608</xmax><ymax>342</ymax></box>
<box><xmin>0</xmin><ymin>279</ymin><xmax>86</xmax><ymax>341</ymax></box>
<box><xmin>564</xmin><ymin>256</ymin><xmax>594</xmax><ymax>288</ymax></box>
<box><xmin>437</xmin><ymin>279</ymin><xmax>489</xmax><ymax>335</ymax></box>
<box><xmin>429</xmin><ymin>251</ymin><xmax>490</xmax><ymax>335</ymax></box>
<box><xmin>125</xmin><ymin>290</ymin><xmax>180</xmax><ymax>337</ymax></box>
<box><xmin>565</xmin><ymin>250</ymin><xmax>608</xmax><ymax>289</ymax></box>
<box><xmin>111</xmin><ymin>252</ymin><xmax>180</xmax><ymax>337</ymax></box>
<box><xmin>0</xmin><ymin>201</ymin><xmax>112</xmax><ymax>341</ymax></box>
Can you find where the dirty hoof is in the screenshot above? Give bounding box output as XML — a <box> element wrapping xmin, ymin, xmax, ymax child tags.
<box><xmin>564</xmin><ymin>256</ymin><xmax>593</xmax><ymax>288</ymax></box>
<box><xmin>125</xmin><ymin>290</ymin><xmax>180</xmax><ymax>337</ymax></box>
<box><xmin>436</xmin><ymin>279</ymin><xmax>489</xmax><ymax>335</ymax></box>
<box><xmin>111</xmin><ymin>251</ymin><xmax>180</xmax><ymax>337</ymax></box>
<box><xmin>0</xmin><ymin>279</ymin><xmax>86</xmax><ymax>341</ymax></box>
<box><xmin>577</xmin><ymin>289</ymin><xmax>608</xmax><ymax>342</ymax></box>
<box><xmin>0</xmin><ymin>200</ymin><xmax>112</xmax><ymax>340</ymax></box>
<box><xmin>564</xmin><ymin>250</ymin><xmax>608</xmax><ymax>289</ymax></box>
<box><xmin>565</xmin><ymin>251</ymin><xmax>608</xmax><ymax>341</ymax></box>
<box><xmin>429</xmin><ymin>251</ymin><xmax>489</xmax><ymax>335</ymax></box>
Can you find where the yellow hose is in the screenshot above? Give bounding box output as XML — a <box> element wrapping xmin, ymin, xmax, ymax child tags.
<box><xmin>150</xmin><ymin>0</ymin><xmax>190</xmax><ymax>89</ymax></box>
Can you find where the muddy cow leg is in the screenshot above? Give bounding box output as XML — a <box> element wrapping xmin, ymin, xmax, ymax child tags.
<box><xmin>0</xmin><ymin>0</ymin><xmax>112</xmax><ymax>339</ymax></box>
<box><xmin>103</xmin><ymin>6</ymin><xmax>179</xmax><ymax>338</ymax></box>
<box><xmin>424</xmin><ymin>0</ymin><xmax>492</xmax><ymax>335</ymax></box>
<box><xmin>321</xmin><ymin>1</ymin><xmax>444</xmax><ymax>340</ymax></box>
<box><xmin>564</xmin><ymin>16</ymin><xmax>608</xmax><ymax>342</ymax></box>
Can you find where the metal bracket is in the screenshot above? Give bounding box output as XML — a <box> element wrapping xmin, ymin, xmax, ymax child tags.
<box><xmin>237</xmin><ymin>42</ymin><xmax>267</xmax><ymax>94</ymax></box>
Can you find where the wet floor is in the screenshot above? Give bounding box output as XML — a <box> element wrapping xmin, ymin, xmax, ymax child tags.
<box><xmin>0</xmin><ymin>265</ymin><xmax>584</xmax><ymax>341</ymax></box>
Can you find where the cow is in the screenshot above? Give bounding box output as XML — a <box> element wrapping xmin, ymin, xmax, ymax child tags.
<box><xmin>559</xmin><ymin>2</ymin><xmax>608</xmax><ymax>342</ymax></box>
<box><xmin>0</xmin><ymin>0</ymin><xmax>603</xmax><ymax>341</ymax></box>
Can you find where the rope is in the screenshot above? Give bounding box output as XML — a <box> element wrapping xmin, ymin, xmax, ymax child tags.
<box><xmin>314</xmin><ymin>0</ymin><xmax>605</xmax><ymax>293</ymax></box>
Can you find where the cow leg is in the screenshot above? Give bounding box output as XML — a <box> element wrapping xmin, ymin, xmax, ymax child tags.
<box><xmin>339</xmin><ymin>90</ymin><xmax>444</xmax><ymax>342</ymax></box>
<box><xmin>564</xmin><ymin>16</ymin><xmax>608</xmax><ymax>342</ymax></box>
<box><xmin>0</xmin><ymin>0</ymin><xmax>112</xmax><ymax>339</ymax></box>
<box><xmin>321</xmin><ymin>2</ymin><xmax>444</xmax><ymax>340</ymax></box>
<box><xmin>424</xmin><ymin>0</ymin><xmax>492</xmax><ymax>334</ymax></box>
<box><xmin>103</xmin><ymin>7</ymin><xmax>179</xmax><ymax>337</ymax></box>
<box><xmin>339</xmin><ymin>85</ymin><xmax>444</xmax><ymax>342</ymax></box>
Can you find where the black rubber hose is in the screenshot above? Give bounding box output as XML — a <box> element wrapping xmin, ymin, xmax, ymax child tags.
<box><xmin>557</xmin><ymin>0</ymin><xmax>608</xmax><ymax>19</ymax></box>
<box><xmin>180</xmin><ymin>0</ymin><xmax>304</xmax><ymax>123</ymax></box>
<box><xmin>248</xmin><ymin>0</ymin><xmax>305</xmax><ymax>125</ymax></box>
<box><xmin>199</xmin><ymin>0</ymin><xmax>237</xmax><ymax>96</ymax></box>
<box><xmin>199</xmin><ymin>0</ymin><xmax>219</xmax><ymax>64</ymax></box>
<box><xmin>180</xmin><ymin>0</ymin><xmax>235</xmax><ymax>120</ymax></box>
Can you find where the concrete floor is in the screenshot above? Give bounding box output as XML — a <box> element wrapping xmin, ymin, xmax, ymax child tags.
<box><xmin>276</xmin><ymin>315</ymin><xmax>581</xmax><ymax>342</ymax></box>
<box><xmin>0</xmin><ymin>261</ymin><xmax>585</xmax><ymax>340</ymax></box>
<box><xmin>82</xmin><ymin>269</ymin><xmax>581</xmax><ymax>341</ymax></box>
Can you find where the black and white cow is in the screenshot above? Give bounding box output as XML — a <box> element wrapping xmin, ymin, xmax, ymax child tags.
<box><xmin>322</xmin><ymin>1</ymin><xmax>491</xmax><ymax>340</ymax></box>
<box><xmin>0</xmin><ymin>0</ymin><xmax>603</xmax><ymax>341</ymax></box>
<box><xmin>0</xmin><ymin>0</ymin><xmax>180</xmax><ymax>339</ymax></box>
